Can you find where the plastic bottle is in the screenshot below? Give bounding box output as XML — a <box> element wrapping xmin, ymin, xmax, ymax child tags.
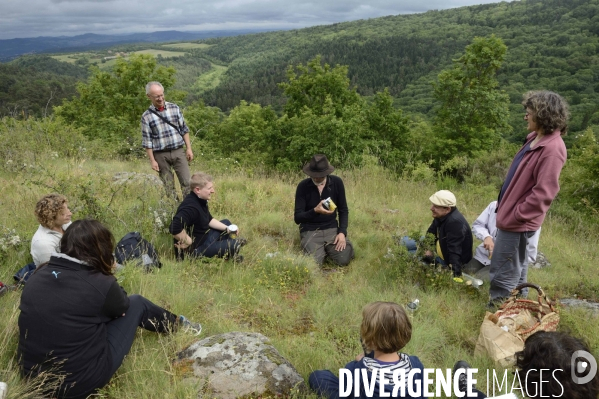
<box><xmin>406</xmin><ymin>299</ymin><xmax>420</xmax><ymax>312</ymax></box>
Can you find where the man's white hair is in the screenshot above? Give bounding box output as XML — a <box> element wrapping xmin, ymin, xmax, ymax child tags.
<box><xmin>145</xmin><ymin>81</ymin><xmax>164</xmax><ymax>95</ymax></box>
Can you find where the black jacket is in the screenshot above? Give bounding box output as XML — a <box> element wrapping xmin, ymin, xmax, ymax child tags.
<box><xmin>18</xmin><ymin>254</ymin><xmax>129</xmax><ymax>399</ymax></box>
<box><xmin>426</xmin><ymin>207</ymin><xmax>473</xmax><ymax>275</ymax></box>
<box><xmin>169</xmin><ymin>192</ymin><xmax>212</xmax><ymax>251</ymax></box>
<box><xmin>294</xmin><ymin>175</ymin><xmax>349</xmax><ymax>236</ymax></box>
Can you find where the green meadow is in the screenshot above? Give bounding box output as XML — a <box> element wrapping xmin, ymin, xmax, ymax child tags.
<box><xmin>0</xmin><ymin>119</ymin><xmax>597</xmax><ymax>398</ymax></box>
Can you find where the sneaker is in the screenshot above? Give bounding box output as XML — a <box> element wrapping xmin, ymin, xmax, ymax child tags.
<box><xmin>453</xmin><ymin>277</ymin><xmax>464</xmax><ymax>284</ymax></box>
<box><xmin>452</xmin><ymin>360</ymin><xmax>472</xmax><ymax>393</ymax></box>
<box><xmin>179</xmin><ymin>315</ymin><xmax>202</xmax><ymax>336</ymax></box>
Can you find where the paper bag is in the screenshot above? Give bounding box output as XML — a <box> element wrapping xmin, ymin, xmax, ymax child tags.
<box><xmin>474</xmin><ymin>311</ymin><xmax>524</xmax><ymax>367</ymax></box>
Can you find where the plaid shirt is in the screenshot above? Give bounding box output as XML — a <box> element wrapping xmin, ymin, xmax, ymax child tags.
<box><xmin>141</xmin><ymin>102</ymin><xmax>190</xmax><ymax>150</ymax></box>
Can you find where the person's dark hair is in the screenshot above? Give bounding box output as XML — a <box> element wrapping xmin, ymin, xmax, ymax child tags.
<box><xmin>515</xmin><ymin>331</ymin><xmax>599</xmax><ymax>399</ymax></box>
<box><xmin>522</xmin><ymin>90</ymin><xmax>569</xmax><ymax>136</ymax></box>
<box><xmin>60</xmin><ymin>219</ymin><xmax>115</xmax><ymax>275</ymax></box>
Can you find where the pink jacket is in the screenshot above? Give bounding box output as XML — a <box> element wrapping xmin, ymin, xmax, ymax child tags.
<box><xmin>496</xmin><ymin>130</ymin><xmax>566</xmax><ymax>232</ymax></box>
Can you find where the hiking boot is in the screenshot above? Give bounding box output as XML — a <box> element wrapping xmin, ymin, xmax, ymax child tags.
<box><xmin>179</xmin><ymin>315</ymin><xmax>202</xmax><ymax>336</ymax></box>
<box><xmin>453</xmin><ymin>360</ymin><xmax>473</xmax><ymax>393</ymax></box>
<box><xmin>236</xmin><ymin>237</ymin><xmax>248</xmax><ymax>247</ymax></box>
<box><xmin>232</xmin><ymin>254</ymin><xmax>244</xmax><ymax>263</ymax></box>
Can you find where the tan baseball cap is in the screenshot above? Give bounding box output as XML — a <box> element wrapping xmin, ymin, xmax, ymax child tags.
<box><xmin>429</xmin><ymin>190</ymin><xmax>456</xmax><ymax>207</ymax></box>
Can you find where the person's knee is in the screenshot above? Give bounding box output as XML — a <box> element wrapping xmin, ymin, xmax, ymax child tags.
<box><xmin>308</xmin><ymin>370</ymin><xmax>329</xmax><ymax>390</ymax></box>
<box><xmin>308</xmin><ymin>371</ymin><xmax>320</xmax><ymax>390</ymax></box>
<box><xmin>128</xmin><ymin>294</ymin><xmax>146</xmax><ymax>311</ymax></box>
<box><xmin>333</xmin><ymin>255</ymin><xmax>352</xmax><ymax>266</ymax></box>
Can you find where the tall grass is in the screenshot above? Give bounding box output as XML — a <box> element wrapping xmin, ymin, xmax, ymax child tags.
<box><xmin>1</xmin><ymin>124</ymin><xmax>598</xmax><ymax>398</ymax></box>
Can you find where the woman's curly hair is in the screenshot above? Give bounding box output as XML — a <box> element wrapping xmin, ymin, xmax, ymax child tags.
<box><xmin>515</xmin><ymin>331</ymin><xmax>599</xmax><ymax>399</ymax></box>
<box><xmin>34</xmin><ymin>194</ymin><xmax>68</xmax><ymax>228</ymax></box>
<box><xmin>522</xmin><ymin>90</ymin><xmax>569</xmax><ymax>136</ymax></box>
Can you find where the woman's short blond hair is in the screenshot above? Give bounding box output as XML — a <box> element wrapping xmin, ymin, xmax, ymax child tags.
<box><xmin>360</xmin><ymin>301</ymin><xmax>412</xmax><ymax>354</ymax></box>
<box><xmin>190</xmin><ymin>172</ymin><xmax>213</xmax><ymax>190</ymax></box>
<box><xmin>35</xmin><ymin>194</ymin><xmax>68</xmax><ymax>228</ymax></box>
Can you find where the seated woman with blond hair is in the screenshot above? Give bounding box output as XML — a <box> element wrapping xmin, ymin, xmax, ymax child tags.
<box><xmin>30</xmin><ymin>193</ymin><xmax>72</xmax><ymax>267</ymax></box>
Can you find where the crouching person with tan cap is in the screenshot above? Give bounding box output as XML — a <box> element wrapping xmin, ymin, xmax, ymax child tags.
<box><xmin>402</xmin><ymin>190</ymin><xmax>472</xmax><ymax>280</ymax></box>
<box><xmin>426</xmin><ymin>190</ymin><xmax>472</xmax><ymax>279</ymax></box>
<box><xmin>294</xmin><ymin>155</ymin><xmax>354</xmax><ymax>266</ymax></box>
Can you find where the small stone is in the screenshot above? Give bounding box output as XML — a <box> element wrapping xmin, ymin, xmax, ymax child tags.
<box><xmin>530</xmin><ymin>251</ymin><xmax>551</xmax><ymax>269</ymax></box>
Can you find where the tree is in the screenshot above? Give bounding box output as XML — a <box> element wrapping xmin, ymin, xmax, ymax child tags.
<box><xmin>432</xmin><ymin>35</ymin><xmax>511</xmax><ymax>161</ymax></box>
<box><xmin>278</xmin><ymin>55</ymin><xmax>361</xmax><ymax>118</ymax></box>
<box><xmin>55</xmin><ymin>54</ymin><xmax>182</xmax><ymax>141</ymax></box>
<box><xmin>362</xmin><ymin>89</ymin><xmax>411</xmax><ymax>169</ymax></box>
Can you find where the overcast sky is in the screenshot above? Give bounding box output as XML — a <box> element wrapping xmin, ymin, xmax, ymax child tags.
<box><xmin>2</xmin><ymin>0</ymin><xmax>504</xmax><ymax>40</ymax></box>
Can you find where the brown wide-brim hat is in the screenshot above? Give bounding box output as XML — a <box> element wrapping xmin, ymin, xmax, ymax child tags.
<box><xmin>302</xmin><ymin>154</ymin><xmax>335</xmax><ymax>178</ymax></box>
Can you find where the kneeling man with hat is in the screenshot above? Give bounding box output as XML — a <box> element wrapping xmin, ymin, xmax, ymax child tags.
<box><xmin>424</xmin><ymin>190</ymin><xmax>473</xmax><ymax>279</ymax></box>
<box><xmin>294</xmin><ymin>154</ymin><xmax>354</xmax><ymax>266</ymax></box>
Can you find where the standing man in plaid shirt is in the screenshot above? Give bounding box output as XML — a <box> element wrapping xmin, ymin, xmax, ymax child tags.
<box><xmin>141</xmin><ymin>81</ymin><xmax>194</xmax><ymax>200</ymax></box>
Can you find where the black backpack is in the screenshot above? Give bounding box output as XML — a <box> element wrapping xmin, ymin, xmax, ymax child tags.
<box><xmin>115</xmin><ymin>232</ymin><xmax>162</xmax><ymax>269</ymax></box>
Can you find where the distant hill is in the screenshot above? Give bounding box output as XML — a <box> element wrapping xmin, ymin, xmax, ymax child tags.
<box><xmin>189</xmin><ymin>0</ymin><xmax>599</xmax><ymax>142</ymax></box>
<box><xmin>0</xmin><ymin>29</ymin><xmax>280</xmax><ymax>61</ymax></box>
<box><xmin>0</xmin><ymin>56</ymin><xmax>88</xmax><ymax>117</ymax></box>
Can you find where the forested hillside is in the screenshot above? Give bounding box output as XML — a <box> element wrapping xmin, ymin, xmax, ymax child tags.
<box><xmin>190</xmin><ymin>0</ymin><xmax>599</xmax><ymax>142</ymax></box>
<box><xmin>3</xmin><ymin>0</ymin><xmax>599</xmax><ymax>143</ymax></box>
<box><xmin>0</xmin><ymin>56</ymin><xmax>88</xmax><ymax>117</ymax></box>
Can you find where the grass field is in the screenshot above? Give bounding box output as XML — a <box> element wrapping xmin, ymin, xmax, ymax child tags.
<box><xmin>133</xmin><ymin>49</ymin><xmax>187</xmax><ymax>58</ymax></box>
<box><xmin>193</xmin><ymin>63</ymin><xmax>228</xmax><ymax>92</ymax></box>
<box><xmin>50</xmin><ymin>53</ymin><xmax>98</xmax><ymax>64</ymax></box>
<box><xmin>0</xmin><ymin>121</ymin><xmax>598</xmax><ymax>398</ymax></box>
<box><xmin>163</xmin><ymin>42</ymin><xmax>212</xmax><ymax>49</ymax></box>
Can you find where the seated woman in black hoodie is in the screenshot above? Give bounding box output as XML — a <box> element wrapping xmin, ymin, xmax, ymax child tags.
<box><xmin>18</xmin><ymin>219</ymin><xmax>201</xmax><ymax>399</ymax></box>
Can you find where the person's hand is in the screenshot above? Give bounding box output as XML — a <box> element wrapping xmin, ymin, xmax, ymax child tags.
<box><xmin>175</xmin><ymin>235</ymin><xmax>192</xmax><ymax>249</ymax></box>
<box><xmin>150</xmin><ymin>159</ymin><xmax>160</xmax><ymax>172</ymax></box>
<box><xmin>314</xmin><ymin>200</ymin><xmax>334</xmax><ymax>215</ymax></box>
<box><xmin>355</xmin><ymin>353</ymin><xmax>365</xmax><ymax>362</ymax></box>
<box><xmin>483</xmin><ymin>236</ymin><xmax>494</xmax><ymax>257</ymax></box>
<box><xmin>186</xmin><ymin>148</ymin><xmax>194</xmax><ymax>162</ymax></box>
<box><xmin>334</xmin><ymin>233</ymin><xmax>346</xmax><ymax>252</ymax></box>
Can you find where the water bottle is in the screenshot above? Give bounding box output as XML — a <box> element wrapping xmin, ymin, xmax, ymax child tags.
<box><xmin>406</xmin><ymin>299</ymin><xmax>420</xmax><ymax>312</ymax></box>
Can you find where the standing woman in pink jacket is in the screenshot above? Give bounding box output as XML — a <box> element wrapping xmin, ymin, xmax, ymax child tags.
<box><xmin>488</xmin><ymin>91</ymin><xmax>568</xmax><ymax>307</ymax></box>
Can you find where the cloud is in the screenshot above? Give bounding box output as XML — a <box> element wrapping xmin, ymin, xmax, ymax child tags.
<box><xmin>1</xmin><ymin>0</ymin><xmax>506</xmax><ymax>39</ymax></box>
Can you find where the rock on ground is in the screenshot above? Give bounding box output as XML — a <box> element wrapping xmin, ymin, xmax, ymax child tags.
<box><xmin>529</xmin><ymin>251</ymin><xmax>551</xmax><ymax>269</ymax></box>
<box><xmin>175</xmin><ymin>332</ymin><xmax>306</xmax><ymax>399</ymax></box>
<box><xmin>559</xmin><ymin>298</ymin><xmax>599</xmax><ymax>316</ymax></box>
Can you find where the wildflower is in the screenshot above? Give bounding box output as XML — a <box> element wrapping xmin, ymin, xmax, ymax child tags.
<box><xmin>9</xmin><ymin>235</ymin><xmax>20</xmax><ymax>246</ymax></box>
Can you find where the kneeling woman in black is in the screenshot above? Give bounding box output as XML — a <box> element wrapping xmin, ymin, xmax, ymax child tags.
<box><xmin>18</xmin><ymin>219</ymin><xmax>201</xmax><ymax>399</ymax></box>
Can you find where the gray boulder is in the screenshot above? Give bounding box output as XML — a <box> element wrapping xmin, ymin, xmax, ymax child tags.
<box><xmin>175</xmin><ymin>332</ymin><xmax>306</xmax><ymax>399</ymax></box>
<box><xmin>559</xmin><ymin>298</ymin><xmax>599</xmax><ymax>316</ymax></box>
